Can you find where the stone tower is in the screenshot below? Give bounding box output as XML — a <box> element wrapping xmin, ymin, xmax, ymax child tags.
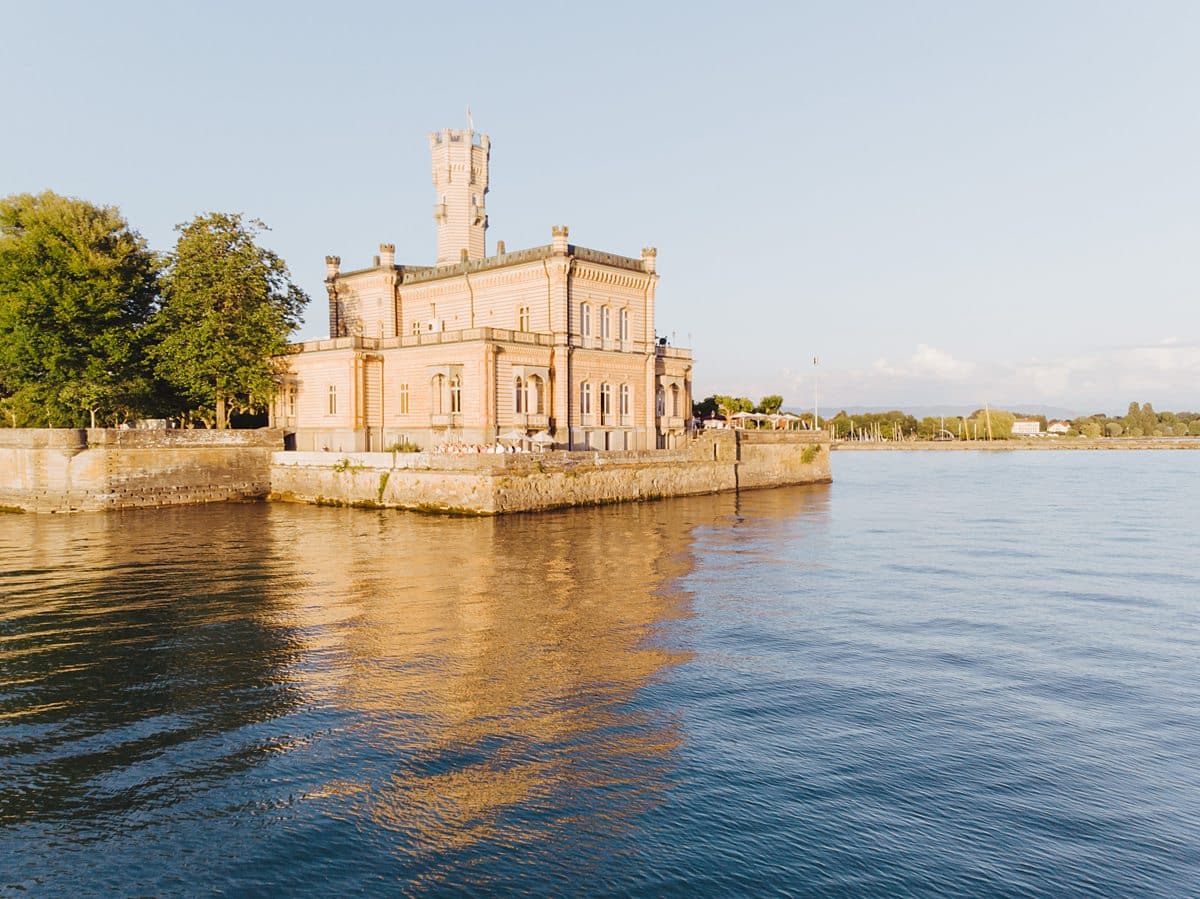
<box><xmin>429</xmin><ymin>126</ymin><xmax>490</xmax><ymax>265</ymax></box>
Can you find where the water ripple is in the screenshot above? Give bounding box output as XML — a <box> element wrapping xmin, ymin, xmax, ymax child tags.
<box><xmin>2</xmin><ymin>455</ymin><xmax>1199</xmax><ymax>894</ymax></box>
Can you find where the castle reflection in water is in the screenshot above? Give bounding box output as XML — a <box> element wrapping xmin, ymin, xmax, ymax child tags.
<box><xmin>0</xmin><ymin>484</ymin><xmax>831</xmax><ymax>889</ymax></box>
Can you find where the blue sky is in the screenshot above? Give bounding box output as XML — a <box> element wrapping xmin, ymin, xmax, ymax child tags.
<box><xmin>4</xmin><ymin>1</ymin><xmax>1198</xmax><ymax>413</ymax></box>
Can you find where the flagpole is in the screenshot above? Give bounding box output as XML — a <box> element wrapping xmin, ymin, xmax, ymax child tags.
<box><xmin>813</xmin><ymin>356</ymin><xmax>820</xmax><ymax>432</ymax></box>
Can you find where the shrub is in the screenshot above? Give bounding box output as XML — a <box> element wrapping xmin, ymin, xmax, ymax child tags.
<box><xmin>386</xmin><ymin>439</ymin><xmax>421</xmax><ymax>453</ymax></box>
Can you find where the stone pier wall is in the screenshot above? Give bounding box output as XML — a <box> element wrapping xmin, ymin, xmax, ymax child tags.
<box><xmin>1</xmin><ymin>428</ymin><xmax>829</xmax><ymax>515</ymax></box>
<box><xmin>269</xmin><ymin>430</ymin><xmax>830</xmax><ymax>515</ymax></box>
<box><xmin>0</xmin><ymin>429</ymin><xmax>283</xmax><ymax>512</ymax></box>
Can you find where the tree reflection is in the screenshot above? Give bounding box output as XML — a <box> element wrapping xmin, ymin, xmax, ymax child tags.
<box><xmin>0</xmin><ymin>505</ymin><xmax>305</xmax><ymax>830</ymax></box>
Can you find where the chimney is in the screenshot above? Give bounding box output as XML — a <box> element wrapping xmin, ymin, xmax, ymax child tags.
<box><xmin>552</xmin><ymin>225</ymin><xmax>569</xmax><ymax>255</ymax></box>
<box><xmin>325</xmin><ymin>255</ymin><xmax>341</xmax><ymax>279</ymax></box>
<box><xmin>379</xmin><ymin>243</ymin><xmax>395</xmax><ymax>268</ymax></box>
<box><xmin>642</xmin><ymin>246</ymin><xmax>657</xmax><ymax>274</ymax></box>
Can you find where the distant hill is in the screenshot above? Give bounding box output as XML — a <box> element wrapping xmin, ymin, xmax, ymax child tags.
<box><xmin>803</xmin><ymin>403</ymin><xmax>1082</xmax><ymax>420</ymax></box>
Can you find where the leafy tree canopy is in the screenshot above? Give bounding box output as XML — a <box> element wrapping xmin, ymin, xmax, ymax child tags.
<box><xmin>0</xmin><ymin>191</ymin><xmax>160</xmax><ymax>426</ymax></box>
<box><xmin>151</xmin><ymin>213</ymin><xmax>307</xmax><ymax>428</ymax></box>
<box><xmin>757</xmin><ymin>395</ymin><xmax>784</xmax><ymax>414</ymax></box>
<box><xmin>712</xmin><ymin>395</ymin><xmax>754</xmax><ymax>421</ymax></box>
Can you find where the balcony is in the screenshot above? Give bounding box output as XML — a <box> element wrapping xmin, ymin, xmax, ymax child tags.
<box><xmin>655</xmin><ymin>345</ymin><xmax>692</xmax><ymax>360</ymax></box>
<box><xmin>430</xmin><ymin>413</ymin><xmax>463</xmax><ymax>428</ymax></box>
<box><xmin>659</xmin><ymin>416</ymin><xmax>686</xmax><ymax>430</ymax></box>
<box><xmin>516</xmin><ymin>413</ymin><xmax>549</xmax><ymax>430</ymax></box>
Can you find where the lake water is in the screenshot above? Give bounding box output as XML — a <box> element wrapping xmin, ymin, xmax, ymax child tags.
<box><xmin>2</xmin><ymin>451</ymin><xmax>1198</xmax><ymax>896</ymax></box>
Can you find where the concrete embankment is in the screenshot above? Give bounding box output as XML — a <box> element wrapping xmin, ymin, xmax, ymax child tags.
<box><xmin>834</xmin><ymin>437</ymin><xmax>1200</xmax><ymax>451</ymax></box>
<box><xmin>0</xmin><ymin>428</ymin><xmax>282</xmax><ymax>512</ymax></box>
<box><xmin>1</xmin><ymin>428</ymin><xmax>829</xmax><ymax>514</ymax></box>
<box><xmin>269</xmin><ymin>430</ymin><xmax>831</xmax><ymax>515</ymax></box>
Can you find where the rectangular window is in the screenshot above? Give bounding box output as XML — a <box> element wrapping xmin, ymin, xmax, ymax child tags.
<box><xmin>411</xmin><ymin>320</ymin><xmax>422</xmax><ymax>335</ymax></box>
<box><xmin>518</xmin><ymin>306</ymin><xmax>530</xmax><ymax>332</ymax></box>
<box><xmin>620</xmin><ymin>384</ymin><xmax>630</xmax><ymax>417</ymax></box>
<box><xmin>580</xmin><ymin>381</ymin><xmax>592</xmax><ymax>415</ymax></box>
<box><xmin>328</xmin><ymin>385</ymin><xmax>337</xmax><ymax>415</ymax></box>
<box><xmin>288</xmin><ymin>387</ymin><xmax>296</xmax><ymax>417</ymax></box>
<box><xmin>581</xmin><ymin>303</ymin><xmax>591</xmax><ymax>338</ymax></box>
<box><xmin>600</xmin><ymin>306</ymin><xmax>610</xmax><ymax>340</ymax></box>
<box><xmin>600</xmin><ymin>383</ymin><xmax>612</xmax><ymax>423</ymax></box>
<box><xmin>450</xmin><ymin>375</ymin><xmax>462</xmax><ymax>414</ymax></box>
<box><xmin>399</xmin><ymin>383</ymin><xmax>409</xmax><ymax>415</ymax></box>
<box><xmin>619</xmin><ymin>308</ymin><xmax>629</xmax><ymax>342</ymax></box>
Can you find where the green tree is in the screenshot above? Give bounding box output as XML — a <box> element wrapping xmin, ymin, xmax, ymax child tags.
<box><xmin>0</xmin><ymin>191</ymin><xmax>160</xmax><ymax>426</ymax></box>
<box><xmin>968</xmin><ymin>408</ymin><xmax>1016</xmax><ymax>439</ymax></box>
<box><xmin>757</xmin><ymin>394</ymin><xmax>784</xmax><ymax>414</ymax></box>
<box><xmin>1141</xmin><ymin>402</ymin><xmax>1158</xmax><ymax>437</ymax></box>
<box><xmin>1106</xmin><ymin>421</ymin><xmax>1124</xmax><ymax>438</ymax></box>
<box><xmin>712</xmin><ymin>394</ymin><xmax>753</xmax><ymax>426</ymax></box>
<box><xmin>151</xmin><ymin>213</ymin><xmax>307</xmax><ymax>428</ymax></box>
<box><xmin>1122</xmin><ymin>401</ymin><xmax>1140</xmax><ymax>436</ymax></box>
<box><xmin>1080</xmin><ymin>421</ymin><xmax>1102</xmax><ymax>439</ymax></box>
<box><xmin>693</xmin><ymin>395</ymin><xmax>719</xmax><ymax>420</ymax></box>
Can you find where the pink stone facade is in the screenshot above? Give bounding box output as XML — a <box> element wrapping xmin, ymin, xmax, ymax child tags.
<box><xmin>276</xmin><ymin>127</ymin><xmax>692</xmax><ymax>452</ymax></box>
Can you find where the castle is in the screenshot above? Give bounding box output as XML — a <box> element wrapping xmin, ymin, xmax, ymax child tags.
<box><xmin>273</xmin><ymin>124</ymin><xmax>693</xmax><ymax>452</ymax></box>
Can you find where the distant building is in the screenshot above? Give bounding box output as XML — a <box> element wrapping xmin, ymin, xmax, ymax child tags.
<box><xmin>1012</xmin><ymin>419</ymin><xmax>1042</xmax><ymax>436</ymax></box>
<box><xmin>273</xmin><ymin>124</ymin><xmax>692</xmax><ymax>452</ymax></box>
<box><xmin>1047</xmin><ymin>420</ymin><xmax>1070</xmax><ymax>434</ymax></box>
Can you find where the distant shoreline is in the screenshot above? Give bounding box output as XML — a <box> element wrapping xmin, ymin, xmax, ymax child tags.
<box><xmin>833</xmin><ymin>437</ymin><xmax>1200</xmax><ymax>452</ymax></box>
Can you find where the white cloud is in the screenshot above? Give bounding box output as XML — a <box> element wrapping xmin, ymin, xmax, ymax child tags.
<box><xmin>870</xmin><ymin>344</ymin><xmax>974</xmax><ymax>380</ymax></box>
<box><xmin>710</xmin><ymin>341</ymin><xmax>1200</xmax><ymax>414</ymax></box>
<box><xmin>1012</xmin><ymin>342</ymin><xmax>1200</xmax><ymax>407</ymax></box>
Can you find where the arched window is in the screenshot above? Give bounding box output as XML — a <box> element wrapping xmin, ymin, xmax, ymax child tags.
<box><xmin>581</xmin><ymin>381</ymin><xmax>592</xmax><ymax>419</ymax></box>
<box><xmin>328</xmin><ymin>385</ymin><xmax>337</xmax><ymax>415</ymax></box>
<box><xmin>431</xmin><ymin>374</ymin><xmax>445</xmax><ymax>414</ymax></box>
<box><xmin>399</xmin><ymin>383</ymin><xmax>410</xmax><ymax>415</ymax></box>
<box><xmin>580</xmin><ymin>302</ymin><xmax>592</xmax><ymax>338</ymax></box>
<box><xmin>515</xmin><ymin>376</ymin><xmax>525</xmax><ymax>414</ymax></box>
<box><xmin>619</xmin><ymin>384</ymin><xmax>630</xmax><ymax>420</ymax></box>
<box><xmin>600</xmin><ymin>306</ymin><xmax>610</xmax><ymax>340</ymax></box>
<box><xmin>670</xmin><ymin>384</ymin><xmax>680</xmax><ymax>417</ymax></box>
<box><xmin>450</xmin><ymin>375</ymin><xmax>462</xmax><ymax>414</ymax></box>
<box><xmin>600</xmin><ymin>382</ymin><xmax>612</xmax><ymax>424</ymax></box>
<box><xmin>656</xmin><ymin>386</ymin><xmax>665</xmax><ymax>417</ymax></box>
<box><xmin>619</xmin><ymin>308</ymin><xmax>629</xmax><ymax>342</ymax></box>
<box><xmin>529</xmin><ymin>374</ymin><xmax>544</xmax><ymax>414</ymax></box>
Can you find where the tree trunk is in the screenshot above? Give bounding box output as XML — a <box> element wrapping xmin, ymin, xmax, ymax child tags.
<box><xmin>216</xmin><ymin>394</ymin><xmax>228</xmax><ymax>430</ymax></box>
